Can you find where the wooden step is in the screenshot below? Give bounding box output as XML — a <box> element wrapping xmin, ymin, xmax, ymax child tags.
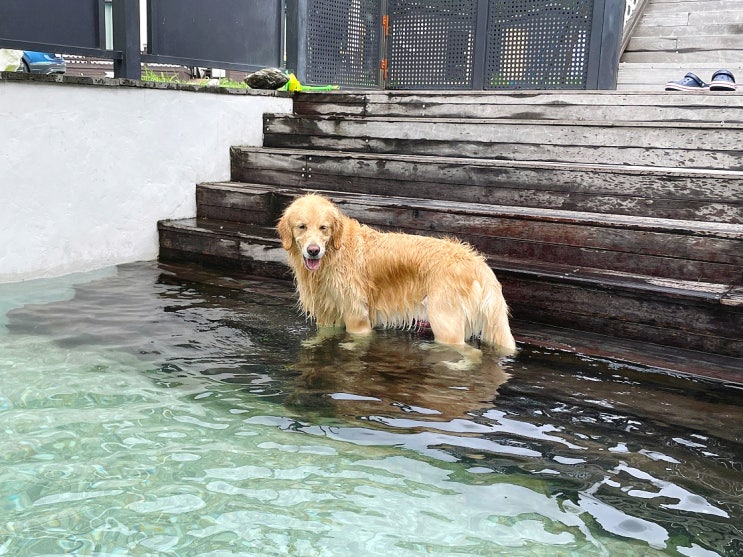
<box><xmin>512</xmin><ymin>320</ymin><xmax>743</xmax><ymax>384</ymax></box>
<box><xmin>293</xmin><ymin>90</ymin><xmax>743</xmax><ymax>123</ymax></box>
<box><xmin>262</xmin><ymin>114</ymin><xmax>743</xmax><ymax>169</ymax></box>
<box><xmin>494</xmin><ymin>258</ymin><xmax>743</xmax><ymax>357</ymax></box>
<box><xmin>157</xmin><ymin>215</ymin><xmax>743</xmax><ymax>357</ymax></box>
<box><xmin>625</xmin><ymin>35</ymin><xmax>743</xmax><ymax>64</ymax></box>
<box><xmin>196</xmin><ymin>182</ymin><xmax>281</xmax><ymax>225</ymax></box>
<box><xmin>622</xmin><ymin>46</ymin><xmax>743</xmax><ymax>65</ymax></box>
<box><xmin>158</xmin><ymin>218</ymin><xmax>289</xmax><ymax>280</ymax></box>
<box><xmin>193</xmin><ymin>182</ymin><xmax>743</xmax><ymax>284</ymax></box>
<box><xmin>230</xmin><ymin>146</ymin><xmax>743</xmax><ymax>223</ymax></box>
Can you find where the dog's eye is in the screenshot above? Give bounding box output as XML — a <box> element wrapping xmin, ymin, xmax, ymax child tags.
<box><xmin>297</xmin><ymin>224</ymin><xmax>307</xmax><ymax>230</ymax></box>
<box><xmin>319</xmin><ymin>225</ymin><xmax>328</xmax><ymax>231</ymax></box>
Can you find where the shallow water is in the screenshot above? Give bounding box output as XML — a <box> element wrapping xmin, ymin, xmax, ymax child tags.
<box><xmin>0</xmin><ymin>261</ymin><xmax>741</xmax><ymax>556</ymax></box>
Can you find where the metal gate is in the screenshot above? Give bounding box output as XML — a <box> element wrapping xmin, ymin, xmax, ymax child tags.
<box><xmin>292</xmin><ymin>0</ymin><xmax>624</xmax><ymax>90</ymax></box>
<box><xmin>290</xmin><ymin>0</ymin><xmax>384</xmax><ymax>88</ymax></box>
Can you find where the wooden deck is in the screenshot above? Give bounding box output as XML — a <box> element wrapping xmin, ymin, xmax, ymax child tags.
<box><xmin>158</xmin><ymin>90</ymin><xmax>743</xmax><ymax>384</ymax></box>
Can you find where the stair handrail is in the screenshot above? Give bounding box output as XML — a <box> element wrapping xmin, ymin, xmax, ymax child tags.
<box><xmin>621</xmin><ymin>0</ymin><xmax>652</xmax><ymax>55</ymax></box>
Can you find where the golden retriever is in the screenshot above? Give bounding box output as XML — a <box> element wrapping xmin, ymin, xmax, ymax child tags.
<box><xmin>277</xmin><ymin>193</ymin><xmax>516</xmax><ymax>354</ymax></box>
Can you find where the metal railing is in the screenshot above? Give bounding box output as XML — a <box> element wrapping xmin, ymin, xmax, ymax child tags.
<box><xmin>621</xmin><ymin>0</ymin><xmax>651</xmax><ymax>54</ymax></box>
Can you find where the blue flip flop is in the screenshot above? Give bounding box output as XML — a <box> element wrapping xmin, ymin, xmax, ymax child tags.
<box><xmin>665</xmin><ymin>72</ymin><xmax>708</xmax><ymax>91</ymax></box>
<box><xmin>709</xmin><ymin>69</ymin><xmax>737</xmax><ymax>92</ymax></box>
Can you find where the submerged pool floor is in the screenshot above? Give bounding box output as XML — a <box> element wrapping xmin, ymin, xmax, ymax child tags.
<box><xmin>1</xmin><ymin>261</ymin><xmax>741</xmax><ymax>556</ymax></box>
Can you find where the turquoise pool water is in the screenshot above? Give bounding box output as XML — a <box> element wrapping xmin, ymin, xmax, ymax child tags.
<box><xmin>1</xmin><ymin>261</ymin><xmax>741</xmax><ymax>556</ymax></box>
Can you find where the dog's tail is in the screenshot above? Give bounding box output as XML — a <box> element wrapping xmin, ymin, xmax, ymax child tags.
<box><xmin>470</xmin><ymin>264</ymin><xmax>516</xmax><ymax>353</ymax></box>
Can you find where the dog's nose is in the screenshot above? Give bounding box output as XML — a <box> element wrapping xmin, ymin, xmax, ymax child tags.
<box><xmin>306</xmin><ymin>244</ymin><xmax>321</xmax><ymax>257</ymax></box>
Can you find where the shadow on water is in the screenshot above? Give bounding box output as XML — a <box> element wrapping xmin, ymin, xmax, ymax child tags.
<box><xmin>2</xmin><ymin>260</ymin><xmax>742</xmax><ymax>556</ymax></box>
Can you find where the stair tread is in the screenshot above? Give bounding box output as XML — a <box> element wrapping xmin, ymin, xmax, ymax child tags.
<box><xmin>159</xmin><ymin>217</ymin><xmax>740</xmax><ymax>305</ymax></box>
<box><xmin>492</xmin><ymin>257</ymin><xmax>736</xmax><ymax>303</ymax></box>
<box><xmin>294</xmin><ymin>89</ymin><xmax>743</xmax><ymax>101</ymax></box>
<box><xmin>293</xmin><ymin>90</ymin><xmax>743</xmax><ymax>123</ymax></box>
<box><xmin>196</xmin><ymin>182</ymin><xmax>743</xmax><ymax>238</ymax></box>
<box><xmin>160</xmin><ymin>217</ymin><xmax>278</xmax><ymax>239</ymax></box>
<box><xmin>230</xmin><ymin>146</ymin><xmax>743</xmax><ymax>178</ymax></box>
<box><xmin>513</xmin><ymin>321</ymin><xmax>743</xmax><ymax>382</ymax></box>
<box><xmin>266</xmin><ymin>113</ymin><xmax>743</xmax><ymax>130</ymax></box>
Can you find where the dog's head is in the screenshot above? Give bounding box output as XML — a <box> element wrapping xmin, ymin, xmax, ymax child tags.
<box><xmin>277</xmin><ymin>194</ymin><xmax>345</xmax><ymax>271</ymax></box>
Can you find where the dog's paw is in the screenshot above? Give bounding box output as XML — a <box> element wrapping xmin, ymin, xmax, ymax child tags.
<box><xmin>301</xmin><ymin>327</ymin><xmax>345</xmax><ymax>348</ymax></box>
<box><xmin>441</xmin><ymin>358</ymin><xmax>475</xmax><ymax>372</ymax></box>
<box><xmin>442</xmin><ymin>351</ymin><xmax>482</xmax><ymax>371</ymax></box>
<box><xmin>340</xmin><ymin>334</ymin><xmax>374</xmax><ymax>351</ymax></box>
<box><xmin>300</xmin><ymin>337</ymin><xmax>324</xmax><ymax>349</ymax></box>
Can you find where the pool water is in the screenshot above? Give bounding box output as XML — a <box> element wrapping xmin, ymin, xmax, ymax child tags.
<box><xmin>1</xmin><ymin>261</ymin><xmax>741</xmax><ymax>556</ymax></box>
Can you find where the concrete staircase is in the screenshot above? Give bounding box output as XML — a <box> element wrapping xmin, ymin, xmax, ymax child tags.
<box><xmin>618</xmin><ymin>0</ymin><xmax>743</xmax><ymax>90</ymax></box>
<box><xmin>159</xmin><ymin>90</ymin><xmax>743</xmax><ymax>379</ymax></box>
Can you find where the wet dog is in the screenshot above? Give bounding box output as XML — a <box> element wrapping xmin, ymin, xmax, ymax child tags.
<box><xmin>277</xmin><ymin>194</ymin><xmax>516</xmax><ymax>354</ymax></box>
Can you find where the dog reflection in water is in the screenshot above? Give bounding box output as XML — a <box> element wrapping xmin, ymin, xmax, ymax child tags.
<box><xmin>288</xmin><ymin>330</ymin><xmax>511</xmax><ymax>421</ymax></box>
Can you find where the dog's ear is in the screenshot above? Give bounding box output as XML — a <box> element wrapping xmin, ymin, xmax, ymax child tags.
<box><xmin>277</xmin><ymin>213</ymin><xmax>293</xmax><ymax>251</ymax></box>
<box><xmin>332</xmin><ymin>212</ymin><xmax>345</xmax><ymax>250</ymax></box>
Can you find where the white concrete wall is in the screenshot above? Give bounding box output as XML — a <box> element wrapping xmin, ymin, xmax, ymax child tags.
<box><xmin>0</xmin><ymin>77</ymin><xmax>292</xmax><ymax>283</ymax></box>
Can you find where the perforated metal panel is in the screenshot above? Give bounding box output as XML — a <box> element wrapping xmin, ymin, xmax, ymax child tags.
<box><xmin>484</xmin><ymin>0</ymin><xmax>593</xmax><ymax>89</ymax></box>
<box><xmin>298</xmin><ymin>0</ymin><xmax>619</xmax><ymax>90</ymax></box>
<box><xmin>305</xmin><ymin>0</ymin><xmax>382</xmax><ymax>87</ymax></box>
<box><xmin>387</xmin><ymin>0</ymin><xmax>477</xmax><ymax>90</ymax></box>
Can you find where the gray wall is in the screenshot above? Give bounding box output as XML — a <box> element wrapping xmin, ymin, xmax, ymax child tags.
<box><xmin>0</xmin><ymin>75</ymin><xmax>292</xmax><ymax>282</ymax></box>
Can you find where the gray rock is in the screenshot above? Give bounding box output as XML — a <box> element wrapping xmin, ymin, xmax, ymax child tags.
<box><xmin>244</xmin><ymin>67</ymin><xmax>289</xmax><ymax>89</ymax></box>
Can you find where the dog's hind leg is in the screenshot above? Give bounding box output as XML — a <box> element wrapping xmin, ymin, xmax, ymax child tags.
<box><xmin>425</xmin><ymin>296</ymin><xmax>467</xmax><ymax>346</ymax></box>
<box><xmin>427</xmin><ymin>311</ymin><xmax>483</xmax><ymax>370</ymax></box>
<box><xmin>425</xmin><ymin>294</ymin><xmax>486</xmax><ymax>369</ymax></box>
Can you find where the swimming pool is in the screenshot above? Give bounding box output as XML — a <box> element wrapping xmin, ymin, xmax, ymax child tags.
<box><xmin>1</xmin><ymin>261</ymin><xmax>740</xmax><ymax>556</ymax></box>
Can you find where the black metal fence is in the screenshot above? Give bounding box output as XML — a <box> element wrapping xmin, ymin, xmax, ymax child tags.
<box><xmin>0</xmin><ymin>0</ymin><xmax>109</xmax><ymax>59</ymax></box>
<box><xmin>1</xmin><ymin>0</ymin><xmax>623</xmax><ymax>89</ymax></box>
<box><xmin>291</xmin><ymin>0</ymin><xmax>625</xmax><ymax>90</ymax></box>
<box><xmin>0</xmin><ymin>0</ymin><xmax>284</xmax><ymax>79</ymax></box>
<box><xmin>145</xmin><ymin>0</ymin><xmax>283</xmax><ymax>73</ymax></box>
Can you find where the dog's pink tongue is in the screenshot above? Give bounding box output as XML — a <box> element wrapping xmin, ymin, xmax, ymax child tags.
<box><xmin>304</xmin><ymin>257</ymin><xmax>321</xmax><ymax>271</ymax></box>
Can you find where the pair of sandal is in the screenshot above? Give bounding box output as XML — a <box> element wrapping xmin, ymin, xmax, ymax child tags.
<box><xmin>665</xmin><ymin>69</ymin><xmax>737</xmax><ymax>91</ymax></box>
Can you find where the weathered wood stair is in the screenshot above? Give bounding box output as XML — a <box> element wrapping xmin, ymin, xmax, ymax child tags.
<box><xmin>159</xmin><ymin>91</ymin><xmax>743</xmax><ymax>380</ymax></box>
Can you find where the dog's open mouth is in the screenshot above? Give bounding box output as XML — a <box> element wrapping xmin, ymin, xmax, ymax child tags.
<box><xmin>303</xmin><ymin>257</ymin><xmax>321</xmax><ymax>271</ymax></box>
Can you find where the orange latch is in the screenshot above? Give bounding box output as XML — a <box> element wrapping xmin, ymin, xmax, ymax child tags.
<box><xmin>382</xmin><ymin>14</ymin><xmax>389</xmax><ymax>36</ymax></box>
